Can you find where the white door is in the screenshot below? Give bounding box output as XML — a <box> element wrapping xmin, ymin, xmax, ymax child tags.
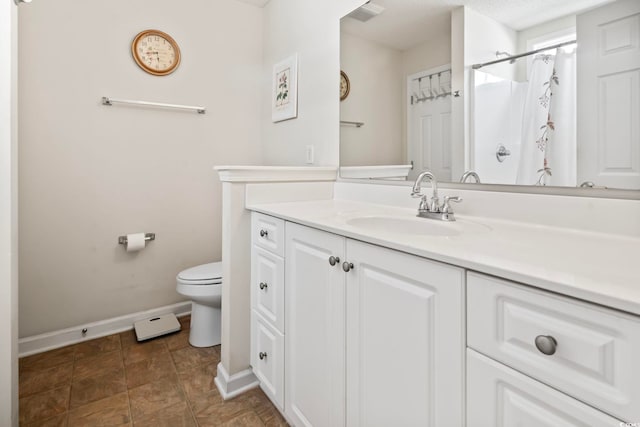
<box><xmin>467</xmin><ymin>350</ymin><xmax>622</xmax><ymax>426</ymax></box>
<box><xmin>407</xmin><ymin>67</ymin><xmax>453</xmax><ymax>182</ymax></box>
<box><xmin>577</xmin><ymin>0</ymin><xmax>640</xmax><ymax>189</ymax></box>
<box><xmin>285</xmin><ymin>223</ymin><xmax>346</xmax><ymax>427</ymax></box>
<box><xmin>345</xmin><ymin>239</ymin><xmax>464</xmax><ymax>427</ymax></box>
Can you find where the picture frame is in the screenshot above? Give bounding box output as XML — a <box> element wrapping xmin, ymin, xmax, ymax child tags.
<box><xmin>272</xmin><ymin>54</ymin><xmax>298</xmax><ymax>122</ymax></box>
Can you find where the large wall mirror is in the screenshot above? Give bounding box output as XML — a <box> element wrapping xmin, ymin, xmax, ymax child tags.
<box><xmin>339</xmin><ymin>0</ymin><xmax>640</xmax><ymax>194</ymax></box>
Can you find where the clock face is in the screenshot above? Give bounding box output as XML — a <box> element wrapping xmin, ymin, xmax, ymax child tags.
<box><xmin>132</xmin><ymin>30</ymin><xmax>181</xmax><ymax>76</ymax></box>
<box><xmin>340</xmin><ymin>70</ymin><xmax>350</xmax><ymax>101</ymax></box>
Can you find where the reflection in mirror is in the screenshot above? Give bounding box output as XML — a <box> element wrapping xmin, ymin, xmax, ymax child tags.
<box><xmin>339</xmin><ymin>0</ymin><xmax>640</xmax><ymax>191</ymax></box>
<box><xmin>340</xmin><ymin>0</ymin><xmax>452</xmax><ymax>182</ymax></box>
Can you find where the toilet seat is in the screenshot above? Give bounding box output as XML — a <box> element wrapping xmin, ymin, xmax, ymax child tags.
<box><xmin>177</xmin><ymin>262</ymin><xmax>222</xmax><ymax>286</ymax></box>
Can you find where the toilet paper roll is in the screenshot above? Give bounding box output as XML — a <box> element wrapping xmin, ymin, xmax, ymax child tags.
<box><xmin>126</xmin><ymin>233</ymin><xmax>146</xmax><ymax>252</ymax></box>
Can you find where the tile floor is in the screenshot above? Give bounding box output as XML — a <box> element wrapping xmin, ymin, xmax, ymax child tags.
<box><xmin>19</xmin><ymin>315</ymin><xmax>288</xmax><ymax>426</ymax></box>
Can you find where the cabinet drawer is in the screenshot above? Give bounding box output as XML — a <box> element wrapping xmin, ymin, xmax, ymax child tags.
<box><xmin>467</xmin><ymin>272</ymin><xmax>640</xmax><ymax>421</ymax></box>
<box><xmin>252</xmin><ymin>246</ymin><xmax>285</xmax><ymax>333</ymax></box>
<box><xmin>251</xmin><ymin>310</ymin><xmax>284</xmax><ymax>410</ymax></box>
<box><xmin>467</xmin><ymin>349</ymin><xmax>621</xmax><ymax>426</ymax></box>
<box><xmin>252</xmin><ymin>213</ymin><xmax>285</xmax><ymax>257</ymax></box>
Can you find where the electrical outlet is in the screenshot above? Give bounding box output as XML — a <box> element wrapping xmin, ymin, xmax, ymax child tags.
<box><xmin>305</xmin><ymin>145</ymin><xmax>314</xmax><ymax>164</ymax></box>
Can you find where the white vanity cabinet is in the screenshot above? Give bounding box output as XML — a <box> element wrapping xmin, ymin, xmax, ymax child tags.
<box><xmin>251</xmin><ymin>213</ymin><xmax>465</xmax><ymax>427</ymax></box>
<box><xmin>251</xmin><ymin>213</ymin><xmax>286</xmax><ymax>409</ymax></box>
<box><xmin>467</xmin><ymin>272</ymin><xmax>639</xmax><ymax>423</ymax></box>
<box><xmin>250</xmin><ymin>209</ymin><xmax>639</xmax><ymax>426</ymax></box>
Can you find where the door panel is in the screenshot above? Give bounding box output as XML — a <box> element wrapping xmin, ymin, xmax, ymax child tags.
<box><xmin>578</xmin><ymin>0</ymin><xmax>640</xmax><ymax>189</ymax></box>
<box><xmin>285</xmin><ymin>223</ymin><xmax>345</xmax><ymax>427</ymax></box>
<box><xmin>345</xmin><ymin>239</ymin><xmax>464</xmax><ymax>427</ymax></box>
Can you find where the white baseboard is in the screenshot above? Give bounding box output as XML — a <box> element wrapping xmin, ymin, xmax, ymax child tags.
<box><xmin>18</xmin><ymin>301</ymin><xmax>192</xmax><ymax>357</ymax></box>
<box><xmin>214</xmin><ymin>362</ymin><xmax>259</xmax><ymax>400</ymax></box>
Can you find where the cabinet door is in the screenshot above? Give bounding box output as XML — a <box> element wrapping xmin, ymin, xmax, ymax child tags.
<box><xmin>345</xmin><ymin>239</ymin><xmax>464</xmax><ymax>427</ymax></box>
<box><xmin>467</xmin><ymin>349</ymin><xmax>622</xmax><ymax>426</ymax></box>
<box><xmin>251</xmin><ymin>311</ymin><xmax>284</xmax><ymax>409</ymax></box>
<box><xmin>285</xmin><ymin>223</ymin><xmax>346</xmax><ymax>427</ymax></box>
<box><xmin>252</xmin><ymin>246</ymin><xmax>285</xmax><ymax>332</ymax></box>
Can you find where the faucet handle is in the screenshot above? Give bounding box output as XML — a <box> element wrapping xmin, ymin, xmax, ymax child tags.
<box><xmin>442</xmin><ymin>196</ymin><xmax>462</xmax><ymax>213</ymax></box>
<box><xmin>418</xmin><ymin>195</ymin><xmax>429</xmax><ymax>211</ymax></box>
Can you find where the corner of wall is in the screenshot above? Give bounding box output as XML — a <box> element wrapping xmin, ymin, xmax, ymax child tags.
<box><xmin>260</xmin><ymin>0</ymin><xmax>364</xmax><ymax>167</ymax></box>
<box><xmin>1</xmin><ymin>0</ymin><xmax>19</xmax><ymax>423</ymax></box>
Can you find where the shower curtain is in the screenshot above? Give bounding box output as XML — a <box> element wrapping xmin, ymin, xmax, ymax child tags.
<box><xmin>516</xmin><ymin>49</ymin><xmax>577</xmax><ymax>186</ymax></box>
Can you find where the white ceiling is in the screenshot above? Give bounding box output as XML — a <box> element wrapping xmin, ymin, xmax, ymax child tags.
<box><xmin>341</xmin><ymin>0</ymin><xmax>613</xmax><ymax>51</ymax></box>
<box><xmin>234</xmin><ymin>0</ymin><xmax>270</xmax><ymax>8</ymax></box>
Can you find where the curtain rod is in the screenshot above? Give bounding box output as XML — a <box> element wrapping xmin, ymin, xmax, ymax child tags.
<box><xmin>471</xmin><ymin>40</ymin><xmax>576</xmax><ymax>70</ymax></box>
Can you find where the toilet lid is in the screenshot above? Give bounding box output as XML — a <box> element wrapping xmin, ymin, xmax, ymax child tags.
<box><xmin>178</xmin><ymin>262</ymin><xmax>222</xmax><ymax>282</ymax></box>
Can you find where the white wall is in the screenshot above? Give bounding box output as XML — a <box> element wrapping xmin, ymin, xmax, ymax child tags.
<box><xmin>0</xmin><ymin>0</ymin><xmax>18</xmax><ymax>423</ymax></box>
<box><xmin>340</xmin><ymin>32</ymin><xmax>403</xmax><ymax>166</ymax></box>
<box><xmin>401</xmin><ymin>34</ymin><xmax>452</xmax><ymax>80</ymax></box>
<box><xmin>451</xmin><ymin>8</ymin><xmax>466</xmax><ymax>179</ymax></box>
<box><xmin>515</xmin><ymin>15</ymin><xmax>576</xmax><ymax>81</ymax></box>
<box><xmin>465</xmin><ymin>8</ymin><xmax>518</xmax><ymax>82</ymax></box>
<box><xmin>472</xmin><ymin>76</ymin><xmax>527</xmax><ymax>183</ymax></box>
<box><xmin>261</xmin><ymin>0</ymin><xmax>365</xmax><ymax>166</ymax></box>
<box><xmin>451</xmin><ymin>6</ymin><xmax>518</xmax><ymax>179</ymax></box>
<box><xmin>18</xmin><ymin>0</ymin><xmax>263</xmax><ymax>337</ymax></box>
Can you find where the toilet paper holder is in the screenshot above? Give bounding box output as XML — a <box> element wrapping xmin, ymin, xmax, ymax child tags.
<box><xmin>118</xmin><ymin>233</ymin><xmax>156</xmax><ymax>245</ymax></box>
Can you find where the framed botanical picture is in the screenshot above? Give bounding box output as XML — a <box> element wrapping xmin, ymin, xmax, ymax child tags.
<box><xmin>272</xmin><ymin>54</ymin><xmax>298</xmax><ymax>122</ymax></box>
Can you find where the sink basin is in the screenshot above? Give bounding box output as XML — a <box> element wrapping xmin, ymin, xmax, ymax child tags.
<box><xmin>345</xmin><ymin>215</ymin><xmax>490</xmax><ymax>237</ymax></box>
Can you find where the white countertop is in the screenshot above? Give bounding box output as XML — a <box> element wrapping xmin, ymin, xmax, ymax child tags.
<box><xmin>247</xmin><ymin>199</ymin><xmax>640</xmax><ymax>316</ymax></box>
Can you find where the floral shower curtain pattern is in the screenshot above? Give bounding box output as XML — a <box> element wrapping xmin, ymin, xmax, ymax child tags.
<box><xmin>516</xmin><ymin>48</ymin><xmax>577</xmax><ymax>186</ymax></box>
<box><xmin>546</xmin><ymin>49</ymin><xmax>577</xmax><ymax>187</ymax></box>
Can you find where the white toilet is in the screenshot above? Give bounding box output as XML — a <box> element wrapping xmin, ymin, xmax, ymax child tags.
<box><xmin>176</xmin><ymin>262</ymin><xmax>222</xmax><ymax>347</ymax></box>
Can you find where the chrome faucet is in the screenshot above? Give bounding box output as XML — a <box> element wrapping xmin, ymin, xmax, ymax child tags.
<box><xmin>411</xmin><ymin>170</ymin><xmax>439</xmax><ymax>211</ymax></box>
<box><xmin>411</xmin><ymin>170</ymin><xmax>462</xmax><ymax>221</ymax></box>
<box><xmin>460</xmin><ymin>171</ymin><xmax>481</xmax><ymax>183</ymax></box>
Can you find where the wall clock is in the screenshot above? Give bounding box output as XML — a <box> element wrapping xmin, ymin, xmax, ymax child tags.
<box><xmin>340</xmin><ymin>70</ymin><xmax>350</xmax><ymax>101</ymax></box>
<box><xmin>131</xmin><ymin>29</ymin><xmax>181</xmax><ymax>76</ymax></box>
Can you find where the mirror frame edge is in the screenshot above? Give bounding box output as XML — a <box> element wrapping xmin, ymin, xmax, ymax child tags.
<box><xmin>336</xmin><ymin>176</ymin><xmax>640</xmax><ymax>200</ymax></box>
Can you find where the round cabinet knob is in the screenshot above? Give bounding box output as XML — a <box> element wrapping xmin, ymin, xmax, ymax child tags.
<box><xmin>259</xmin><ymin>351</ymin><xmax>267</xmax><ymax>360</ymax></box>
<box><xmin>329</xmin><ymin>256</ymin><xmax>340</xmax><ymax>266</ymax></box>
<box><xmin>342</xmin><ymin>262</ymin><xmax>354</xmax><ymax>272</ymax></box>
<box><xmin>259</xmin><ymin>282</ymin><xmax>268</xmax><ymax>290</ymax></box>
<box><xmin>535</xmin><ymin>335</ymin><xmax>558</xmax><ymax>356</ymax></box>
<box><xmin>259</xmin><ymin>229</ymin><xmax>268</xmax><ymax>238</ymax></box>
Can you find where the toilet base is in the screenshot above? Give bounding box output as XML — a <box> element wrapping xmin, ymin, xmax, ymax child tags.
<box><xmin>188</xmin><ymin>301</ymin><xmax>221</xmax><ymax>347</ymax></box>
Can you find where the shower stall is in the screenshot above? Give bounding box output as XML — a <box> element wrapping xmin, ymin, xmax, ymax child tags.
<box><xmin>471</xmin><ymin>41</ymin><xmax>577</xmax><ymax>186</ymax></box>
